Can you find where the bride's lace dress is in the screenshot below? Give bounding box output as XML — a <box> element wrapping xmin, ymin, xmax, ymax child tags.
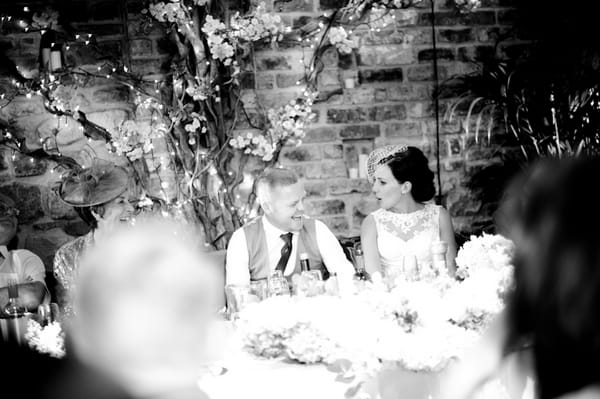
<box><xmin>372</xmin><ymin>204</ymin><xmax>443</xmax><ymax>280</ymax></box>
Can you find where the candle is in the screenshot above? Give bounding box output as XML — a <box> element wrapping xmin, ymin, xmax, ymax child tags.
<box><xmin>344</xmin><ymin>77</ymin><xmax>355</xmax><ymax>89</ymax></box>
<box><xmin>348</xmin><ymin>167</ymin><xmax>358</xmax><ymax>179</ymax></box>
<box><xmin>358</xmin><ymin>153</ymin><xmax>368</xmax><ymax>179</ymax></box>
<box><xmin>50</xmin><ymin>50</ymin><xmax>62</xmax><ymax>71</ymax></box>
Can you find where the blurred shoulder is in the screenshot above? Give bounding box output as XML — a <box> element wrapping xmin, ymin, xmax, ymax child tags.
<box><xmin>558</xmin><ymin>385</ymin><xmax>600</xmax><ymax>399</ymax></box>
<box><xmin>11</xmin><ymin>249</ymin><xmax>42</xmax><ymax>260</ymax></box>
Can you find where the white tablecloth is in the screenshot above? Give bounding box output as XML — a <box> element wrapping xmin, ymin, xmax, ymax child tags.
<box><xmin>199</xmin><ymin>349</ymin><xmax>534</xmax><ymax>399</ymax></box>
<box><xmin>199</xmin><ymin>351</ymin><xmax>351</xmax><ymax>399</ymax></box>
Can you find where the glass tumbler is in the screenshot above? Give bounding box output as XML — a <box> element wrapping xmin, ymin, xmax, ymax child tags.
<box><xmin>249</xmin><ymin>280</ymin><xmax>269</xmax><ymax>301</ymax></box>
<box><xmin>268</xmin><ymin>271</ymin><xmax>290</xmax><ymax>297</ymax></box>
<box><xmin>224</xmin><ymin>284</ymin><xmax>250</xmax><ymax>320</ymax></box>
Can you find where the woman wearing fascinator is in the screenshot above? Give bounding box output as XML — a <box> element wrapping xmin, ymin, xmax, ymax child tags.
<box><xmin>53</xmin><ymin>161</ymin><xmax>138</xmax><ymax>317</ymax></box>
<box><xmin>360</xmin><ymin>145</ymin><xmax>457</xmax><ymax>281</ymax></box>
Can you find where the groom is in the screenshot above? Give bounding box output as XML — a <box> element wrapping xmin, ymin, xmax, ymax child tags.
<box><xmin>225</xmin><ymin>167</ymin><xmax>354</xmax><ymax>285</ymax></box>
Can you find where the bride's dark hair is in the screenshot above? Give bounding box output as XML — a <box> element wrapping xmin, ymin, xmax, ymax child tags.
<box><xmin>385</xmin><ymin>146</ymin><xmax>435</xmax><ymax>202</ymax></box>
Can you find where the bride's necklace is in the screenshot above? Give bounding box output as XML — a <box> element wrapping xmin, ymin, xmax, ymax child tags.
<box><xmin>389</xmin><ymin>202</ymin><xmax>424</xmax><ymax>214</ymax></box>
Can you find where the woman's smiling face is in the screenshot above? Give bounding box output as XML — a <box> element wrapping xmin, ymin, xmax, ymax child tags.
<box><xmin>99</xmin><ymin>194</ymin><xmax>136</xmax><ymax>224</ymax></box>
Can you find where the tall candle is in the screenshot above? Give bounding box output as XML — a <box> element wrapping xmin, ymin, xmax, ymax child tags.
<box><xmin>358</xmin><ymin>153</ymin><xmax>368</xmax><ymax>179</ymax></box>
<box><xmin>50</xmin><ymin>50</ymin><xmax>62</xmax><ymax>71</ymax></box>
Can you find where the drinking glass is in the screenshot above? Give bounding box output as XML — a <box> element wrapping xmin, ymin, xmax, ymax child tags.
<box><xmin>268</xmin><ymin>271</ymin><xmax>290</xmax><ymax>297</ymax></box>
<box><xmin>384</xmin><ymin>264</ymin><xmax>403</xmax><ymax>289</ymax></box>
<box><xmin>6</xmin><ymin>279</ymin><xmax>18</xmax><ymax>299</ymax></box>
<box><xmin>224</xmin><ymin>284</ymin><xmax>250</xmax><ymax>320</ymax></box>
<box><xmin>305</xmin><ymin>270</ymin><xmax>323</xmax><ymax>281</ymax></box>
<box><xmin>37</xmin><ymin>303</ymin><xmax>60</xmax><ymax>326</ymax></box>
<box><xmin>403</xmin><ymin>255</ymin><xmax>419</xmax><ymax>281</ymax></box>
<box><xmin>249</xmin><ymin>280</ymin><xmax>269</xmax><ymax>301</ymax></box>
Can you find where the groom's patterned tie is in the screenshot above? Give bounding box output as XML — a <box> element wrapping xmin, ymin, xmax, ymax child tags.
<box><xmin>275</xmin><ymin>232</ymin><xmax>293</xmax><ymax>273</ymax></box>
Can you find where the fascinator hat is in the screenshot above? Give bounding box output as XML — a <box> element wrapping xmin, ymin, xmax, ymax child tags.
<box><xmin>366</xmin><ymin>144</ymin><xmax>408</xmax><ymax>182</ymax></box>
<box><xmin>58</xmin><ymin>161</ymin><xmax>129</xmax><ymax>207</ymax></box>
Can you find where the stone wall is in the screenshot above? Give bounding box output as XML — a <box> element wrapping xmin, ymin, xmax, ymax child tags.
<box><xmin>0</xmin><ymin>0</ymin><xmax>523</xmax><ymax>271</ymax></box>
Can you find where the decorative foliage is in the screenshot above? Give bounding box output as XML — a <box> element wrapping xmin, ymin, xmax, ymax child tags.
<box><xmin>443</xmin><ymin>14</ymin><xmax>600</xmax><ymax>161</ymax></box>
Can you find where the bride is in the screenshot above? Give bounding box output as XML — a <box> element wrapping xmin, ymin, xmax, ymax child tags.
<box><xmin>360</xmin><ymin>145</ymin><xmax>457</xmax><ymax>280</ymax></box>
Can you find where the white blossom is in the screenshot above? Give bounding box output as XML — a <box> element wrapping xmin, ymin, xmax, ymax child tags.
<box><xmin>25</xmin><ymin>320</ymin><xmax>65</xmax><ymax>358</ymax></box>
<box><xmin>328</xmin><ymin>27</ymin><xmax>359</xmax><ymax>54</ymax></box>
<box><xmin>109</xmin><ymin>119</ymin><xmax>165</xmax><ymax>161</ymax></box>
<box><xmin>229</xmin><ymin>95</ymin><xmax>316</xmax><ymax>161</ymax></box>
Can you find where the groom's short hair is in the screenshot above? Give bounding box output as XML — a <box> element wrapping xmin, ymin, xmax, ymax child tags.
<box><xmin>256</xmin><ymin>167</ymin><xmax>299</xmax><ymax>205</ymax></box>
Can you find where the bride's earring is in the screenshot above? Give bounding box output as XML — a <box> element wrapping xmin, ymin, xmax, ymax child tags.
<box><xmin>401</xmin><ymin>182</ymin><xmax>411</xmax><ymax>195</ymax></box>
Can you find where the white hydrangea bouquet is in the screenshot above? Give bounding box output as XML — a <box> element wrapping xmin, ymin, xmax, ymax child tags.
<box><xmin>25</xmin><ymin>319</ymin><xmax>66</xmax><ymax>358</ymax></box>
<box><xmin>448</xmin><ymin>233</ymin><xmax>515</xmax><ymax>330</ymax></box>
<box><xmin>235</xmin><ymin>278</ymin><xmax>484</xmax><ymax>382</ymax></box>
<box><xmin>455</xmin><ymin>233</ymin><xmax>514</xmax><ymax>278</ymax></box>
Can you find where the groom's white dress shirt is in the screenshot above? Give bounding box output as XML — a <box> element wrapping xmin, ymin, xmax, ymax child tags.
<box><xmin>225</xmin><ymin>217</ymin><xmax>354</xmax><ymax>286</ymax></box>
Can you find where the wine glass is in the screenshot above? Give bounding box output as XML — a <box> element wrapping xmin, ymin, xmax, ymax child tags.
<box><xmin>384</xmin><ymin>264</ymin><xmax>403</xmax><ymax>289</ymax></box>
<box><xmin>37</xmin><ymin>303</ymin><xmax>60</xmax><ymax>326</ymax></box>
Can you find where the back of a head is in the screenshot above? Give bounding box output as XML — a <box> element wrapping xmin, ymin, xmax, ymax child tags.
<box><xmin>70</xmin><ymin>215</ymin><xmax>223</xmax><ymax>395</ymax></box>
<box><xmin>255</xmin><ymin>167</ymin><xmax>299</xmax><ymax>205</ymax></box>
<box><xmin>498</xmin><ymin>156</ymin><xmax>600</xmax><ymax>398</ymax></box>
<box><xmin>386</xmin><ymin>146</ymin><xmax>435</xmax><ymax>202</ymax></box>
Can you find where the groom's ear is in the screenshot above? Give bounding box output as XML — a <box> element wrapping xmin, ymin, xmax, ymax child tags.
<box><xmin>261</xmin><ymin>200</ymin><xmax>272</xmax><ymax>214</ymax></box>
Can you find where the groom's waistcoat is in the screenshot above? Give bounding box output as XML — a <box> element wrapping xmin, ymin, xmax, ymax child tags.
<box><xmin>243</xmin><ymin>216</ymin><xmax>328</xmax><ymax>281</ymax></box>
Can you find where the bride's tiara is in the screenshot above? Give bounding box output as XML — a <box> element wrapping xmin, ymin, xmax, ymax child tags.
<box><xmin>366</xmin><ymin>145</ymin><xmax>408</xmax><ymax>182</ymax></box>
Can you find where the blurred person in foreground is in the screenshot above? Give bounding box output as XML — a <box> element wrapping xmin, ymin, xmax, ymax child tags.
<box><xmin>225</xmin><ymin>167</ymin><xmax>354</xmax><ymax>285</ymax></box>
<box><xmin>53</xmin><ymin>162</ymin><xmax>137</xmax><ymax>317</ymax></box>
<box><xmin>0</xmin><ymin>192</ymin><xmax>48</xmax><ymax>311</ymax></box>
<box><xmin>440</xmin><ymin>156</ymin><xmax>600</xmax><ymax>399</ymax></box>
<box><xmin>69</xmin><ymin>215</ymin><xmax>224</xmax><ymax>399</ymax></box>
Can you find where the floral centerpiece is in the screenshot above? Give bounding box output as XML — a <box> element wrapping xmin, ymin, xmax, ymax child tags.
<box><xmin>24</xmin><ymin>319</ymin><xmax>66</xmax><ymax>359</ymax></box>
<box><xmin>233</xmin><ymin>234</ymin><xmax>514</xmax><ymax>397</ymax></box>
<box><xmin>448</xmin><ymin>233</ymin><xmax>514</xmax><ymax>330</ymax></box>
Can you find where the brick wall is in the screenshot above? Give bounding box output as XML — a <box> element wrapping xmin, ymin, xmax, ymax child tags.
<box><xmin>250</xmin><ymin>0</ymin><xmax>523</xmax><ymax>237</ymax></box>
<box><xmin>0</xmin><ymin>0</ymin><xmax>522</xmax><ymax>269</ymax></box>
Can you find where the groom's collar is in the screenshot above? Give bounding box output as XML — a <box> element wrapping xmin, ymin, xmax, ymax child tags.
<box><xmin>262</xmin><ymin>215</ymin><xmax>289</xmax><ymax>236</ymax></box>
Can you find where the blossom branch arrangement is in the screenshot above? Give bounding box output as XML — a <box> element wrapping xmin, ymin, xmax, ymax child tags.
<box><xmin>2</xmin><ymin>0</ymin><xmax>476</xmax><ymax>248</ymax></box>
